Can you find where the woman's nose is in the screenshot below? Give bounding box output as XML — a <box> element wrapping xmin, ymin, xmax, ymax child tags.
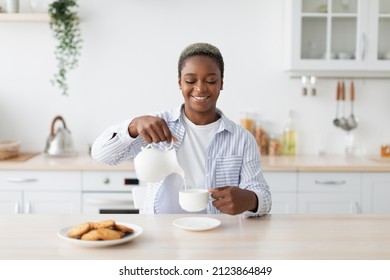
<box><xmin>194</xmin><ymin>82</ymin><xmax>207</xmax><ymax>92</ymax></box>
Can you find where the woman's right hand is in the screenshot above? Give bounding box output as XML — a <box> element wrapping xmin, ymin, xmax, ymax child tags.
<box><xmin>128</xmin><ymin>115</ymin><xmax>175</xmax><ymax>144</ymax></box>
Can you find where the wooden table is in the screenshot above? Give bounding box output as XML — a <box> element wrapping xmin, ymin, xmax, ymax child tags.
<box><xmin>1</xmin><ymin>214</ymin><xmax>389</xmax><ymax>260</ymax></box>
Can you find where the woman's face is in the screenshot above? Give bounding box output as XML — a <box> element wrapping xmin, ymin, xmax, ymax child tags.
<box><xmin>178</xmin><ymin>55</ymin><xmax>223</xmax><ymax>125</ymax></box>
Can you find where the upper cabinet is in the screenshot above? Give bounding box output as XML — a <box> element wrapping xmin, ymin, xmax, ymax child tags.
<box><xmin>284</xmin><ymin>0</ymin><xmax>390</xmax><ymax>77</ymax></box>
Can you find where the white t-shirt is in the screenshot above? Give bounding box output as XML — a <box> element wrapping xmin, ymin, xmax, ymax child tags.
<box><xmin>155</xmin><ymin>113</ymin><xmax>221</xmax><ymax>214</ymax></box>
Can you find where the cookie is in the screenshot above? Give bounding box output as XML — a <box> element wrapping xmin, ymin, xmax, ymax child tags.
<box><xmin>67</xmin><ymin>223</ymin><xmax>91</xmax><ymax>238</ymax></box>
<box><xmin>96</xmin><ymin>228</ymin><xmax>125</xmax><ymax>240</ymax></box>
<box><xmin>90</xmin><ymin>219</ymin><xmax>116</xmax><ymax>229</ymax></box>
<box><xmin>114</xmin><ymin>224</ymin><xmax>134</xmax><ymax>234</ymax></box>
<box><xmin>81</xmin><ymin>229</ymin><xmax>101</xmax><ymax>241</ymax></box>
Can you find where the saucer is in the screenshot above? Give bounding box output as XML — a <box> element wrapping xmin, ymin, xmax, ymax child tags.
<box><xmin>173</xmin><ymin>217</ymin><xmax>221</xmax><ymax>231</ymax></box>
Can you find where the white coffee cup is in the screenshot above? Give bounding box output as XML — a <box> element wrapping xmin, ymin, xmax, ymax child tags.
<box><xmin>179</xmin><ymin>189</ymin><xmax>210</xmax><ymax>212</ymax></box>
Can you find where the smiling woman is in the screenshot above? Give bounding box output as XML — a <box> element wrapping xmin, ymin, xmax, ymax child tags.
<box><xmin>91</xmin><ymin>42</ymin><xmax>271</xmax><ymax>217</ymax></box>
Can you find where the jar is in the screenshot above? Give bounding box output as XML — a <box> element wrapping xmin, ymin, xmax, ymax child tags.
<box><xmin>268</xmin><ymin>134</ymin><xmax>282</xmax><ymax>156</ymax></box>
<box><xmin>240</xmin><ymin>112</ymin><xmax>254</xmax><ymax>133</ymax></box>
<box><xmin>253</xmin><ymin>120</ymin><xmax>269</xmax><ymax>156</ymax></box>
<box><xmin>381</xmin><ymin>144</ymin><xmax>390</xmax><ymax>157</ymax></box>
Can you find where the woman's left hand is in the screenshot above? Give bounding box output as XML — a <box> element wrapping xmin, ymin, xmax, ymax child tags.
<box><xmin>209</xmin><ymin>186</ymin><xmax>258</xmax><ymax>215</ymax></box>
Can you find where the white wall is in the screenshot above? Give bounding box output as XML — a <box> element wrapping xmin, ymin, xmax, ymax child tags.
<box><xmin>0</xmin><ymin>0</ymin><xmax>389</xmax><ymax>156</ymax></box>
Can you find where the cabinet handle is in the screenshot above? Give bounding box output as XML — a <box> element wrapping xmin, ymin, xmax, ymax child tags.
<box><xmin>85</xmin><ymin>197</ymin><xmax>132</xmax><ymax>206</ymax></box>
<box><xmin>360</xmin><ymin>32</ymin><xmax>367</xmax><ymax>60</ymax></box>
<box><xmin>314</xmin><ymin>180</ymin><xmax>346</xmax><ymax>185</ymax></box>
<box><xmin>7</xmin><ymin>177</ymin><xmax>38</xmax><ymax>183</ymax></box>
<box><xmin>25</xmin><ymin>201</ymin><xmax>31</xmax><ymax>214</ymax></box>
<box><xmin>14</xmin><ymin>202</ymin><xmax>20</xmax><ymax>214</ymax></box>
<box><xmin>103</xmin><ymin>178</ymin><xmax>110</xmax><ymax>184</ymax></box>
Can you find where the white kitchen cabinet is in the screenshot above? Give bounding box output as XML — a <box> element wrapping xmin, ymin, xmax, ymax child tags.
<box><xmin>0</xmin><ymin>191</ymin><xmax>81</xmax><ymax>214</ymax></box>
<box><xmin>0</xmin><ymin>171</ymin><xmax>82</xmax><ymax>214</ymax></box>
<box><xmin>297</xmin><ymin>172</ymin><xmax>362</xmax><ymax>214</ymax></box>
<box><xmin>284</xmin><ymin>0</ymin><xmax>390</xmax><ymax>77</ymax></box>
<box><xmin>362</xmin><ymin>173</ymin><xmax>390</xmax><ymax>214</ymax></box>
<box><xmin>263</xmin><ymin>172</ymin><xmax>298</xmax><ymax>214</ymax></box>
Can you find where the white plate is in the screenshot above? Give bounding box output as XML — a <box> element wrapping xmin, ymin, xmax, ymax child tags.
<box><xmin>57</xmin><ymin>222</ymin><xmax>143</xmax><ymax>248</ymax></box>
<box><xmin>173</xmin><ymin>217</ymin><xmax>221</xmax><ymax>231</ymax></box>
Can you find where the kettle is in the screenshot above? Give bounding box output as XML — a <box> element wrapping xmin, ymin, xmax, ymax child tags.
<box><xmin>134</xmin><ymin>142</ymin><xmax>184</xmax><ymax>183</ymax></box>
<box><xmin>44</xmin><ymin>115</ymin><xmax>77</xmax><ymax>157</ymax></box>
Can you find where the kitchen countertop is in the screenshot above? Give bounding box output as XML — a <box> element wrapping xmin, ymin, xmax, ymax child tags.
<box><xmin>1</xmin><ymin>214</ymin><xmax>389</xmax><ymax>260</ymax></box>
<box><xmin>262</xmin><ymin>155</ymin><xmax>390</xmax><ymax>172</ymax></box>
<box><xmin>0</xmin><ymin>153</ymin><xmax>389</xmax><ymax>172</ymax></box>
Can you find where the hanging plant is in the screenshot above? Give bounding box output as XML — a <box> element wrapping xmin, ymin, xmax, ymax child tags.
<box><xmin>48</xmin><ymin>0</ymin><xmax>82</xmax><ymax>96</ymax></box>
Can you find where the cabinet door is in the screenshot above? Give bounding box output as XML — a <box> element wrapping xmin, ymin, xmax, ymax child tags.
<box><xmin>263</xmin><ymin>172</ymin><xmax>298</xmax><ymax>214</ymax></box>
<box><xmin>366</xmin><ymin>0</ymin><xmax>390</xmax><ymax>70</ymax></box>
<box><xmin>362</xmin><ymin>173</ymin><xmax>390</xmax><ymax>214</ymax></box>
<box><xmin>23</xmin><ymin>192</ymin><xmax>81</xmax><ymax>214</ymax></box>
<box><xmin>0</xmin><ymin>192</ymin><xmax>22</xmax><ymax>214</ymax></box>
<box><xmin>270</xmin><ymin>193</ymin><xmax>298</xmax><ymax>214</ymax></box>
<box><xmin>298</xmin><ymin>172</ymin><xmax>362</xmax><ymax>214</ymax></box>
<box><xmin>298</xmin><ymin>193</ymin><xmax>361</xmax><ymax>214</ymax></box>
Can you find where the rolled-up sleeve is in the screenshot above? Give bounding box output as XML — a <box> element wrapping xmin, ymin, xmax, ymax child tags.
<box><xmin>91</xmin><ymin>119</ymin><xmax>137</xmax><ymax>165</ymax></box>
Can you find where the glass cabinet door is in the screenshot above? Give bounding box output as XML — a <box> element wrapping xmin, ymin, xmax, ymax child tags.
<box><xmin>301</xmin><ymin>0</ymin><xmax>328</xmax><ymax>60</ymax></box>
<box><xmin>378</xmin><ymin>0</ymin><xmax>390</xmax><ymax>60</ymax></box>
<box><xmin>300</xmin><ymin>0</ymin><xmax>359</xmax><ymax>61</ymax></box>
<box><xmin>331</xmin><ymin>0</ymin><xmax>358</xmax><ymax>60</ymax></box>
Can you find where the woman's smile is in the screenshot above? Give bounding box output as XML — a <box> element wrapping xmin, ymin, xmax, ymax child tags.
<box><xmin>191</xmin><ymin>95</ymin><xmax>210</xmax><ymax>103</ymax></box>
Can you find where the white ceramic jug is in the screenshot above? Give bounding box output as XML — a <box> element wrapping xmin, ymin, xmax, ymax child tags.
<box><xmin>134</xmin><ymin>142</ymin><xmax>184</xmax><ymax>183</ymax></box>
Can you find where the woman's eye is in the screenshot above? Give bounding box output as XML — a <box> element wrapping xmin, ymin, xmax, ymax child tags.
<box><xmin>206</xmin><ymin>80</ymin><xmax>217</xmax><ymax>84</ymax></box>
<box><xmin>185</xmin><ymin>81</ymin><xmax>196</xmax><ymax>84</ymax></box>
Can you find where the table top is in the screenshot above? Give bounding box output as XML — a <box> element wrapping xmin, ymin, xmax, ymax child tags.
<box><xmin>1</xmin><ymin>214</ymin><xmax>390</xmax><ymax>260</ymax></box>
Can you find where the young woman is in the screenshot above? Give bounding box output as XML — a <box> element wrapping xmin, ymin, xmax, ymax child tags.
<box><xmin>92</xmin><ymin>42</ymin><xmax>271</xmax><ymax>217</ymax></box>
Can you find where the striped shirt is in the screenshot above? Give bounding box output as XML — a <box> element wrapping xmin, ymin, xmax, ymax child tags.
<box><xmin>91</xmin><ymin>105</ymin><xmax>272</xmax><ymax>217</ymax></box>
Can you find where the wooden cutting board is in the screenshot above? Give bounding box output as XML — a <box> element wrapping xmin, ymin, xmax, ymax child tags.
<box><xmin>0</xmin><ymin>152</ymin><xmax>40</xmax><ymax>162</ymax></box>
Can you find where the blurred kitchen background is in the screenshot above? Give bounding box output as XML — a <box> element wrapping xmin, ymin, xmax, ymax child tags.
<box><xmin>0</xmin><ymin>0</ymin><xmax>389</xmax><ymax>156</ymax></box>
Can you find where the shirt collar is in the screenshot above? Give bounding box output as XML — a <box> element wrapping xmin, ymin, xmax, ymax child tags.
<box><xmin>173</xmin><ymin>104</ymin><xmax>234</xmax><ymax>134</ymax></box>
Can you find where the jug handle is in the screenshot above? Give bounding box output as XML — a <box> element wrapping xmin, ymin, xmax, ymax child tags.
<box><xmin>50</xmin><ymin>115</ymin><xmax>67</xmax><ymax>137</ymax></box>
<box><xmin>141</xmin><ymin>141</ymin><xmax>174</xmax><ymax>151</ymax></box>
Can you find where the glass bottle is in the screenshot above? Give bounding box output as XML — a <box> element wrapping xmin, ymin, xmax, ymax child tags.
<box><xmin>282</xmin><ymin>111</ymin><xmax>296</xmax><ymax>156</ymax></box>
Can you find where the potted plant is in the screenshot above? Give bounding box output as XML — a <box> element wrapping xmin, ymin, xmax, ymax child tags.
<box><xmin>48</xmin><ymin>0</ymin><xmax>82</xmax><ymax>96</ymax></box>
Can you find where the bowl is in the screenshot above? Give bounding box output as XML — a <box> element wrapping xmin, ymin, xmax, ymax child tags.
<box><xmin>0</xmin><ymin>139</ymin><xmax>21</xmax><ymax>160</ymax></box>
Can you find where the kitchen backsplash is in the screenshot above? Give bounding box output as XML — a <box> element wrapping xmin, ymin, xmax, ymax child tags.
<box><xmin>0</xmin><ymin>0</ymin><xmax>389</xmax><ymax>156</ymax></box>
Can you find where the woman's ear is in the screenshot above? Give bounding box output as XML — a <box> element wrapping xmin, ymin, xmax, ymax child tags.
<box><xmin>178</xmin><ymin>79</ymin><xmax>182</xmax><ymax>90</ymax></box>
<box><xmin>220</xmin><ymin>80</ymin><xmax>224</xmax><ymax>90</ymax></box>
